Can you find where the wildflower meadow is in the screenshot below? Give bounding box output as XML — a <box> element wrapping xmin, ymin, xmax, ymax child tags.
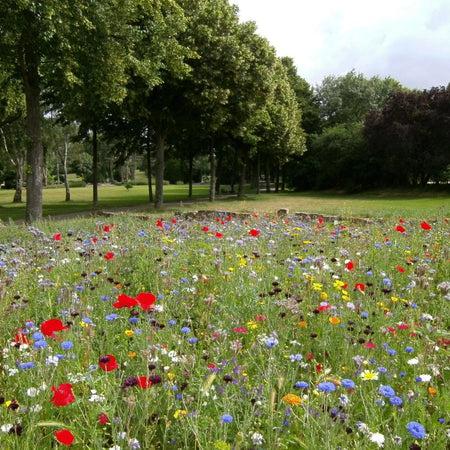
<box><xmin>0</xmin><ymin>211</ymin><xmax>448</xmax><ymax>449</ymax></box>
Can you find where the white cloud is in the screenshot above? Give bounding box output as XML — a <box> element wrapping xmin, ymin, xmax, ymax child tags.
<box><xmin>232</xmin><ymin>0</ymin><xmax>450</xmax><ymax>89</ymax></box>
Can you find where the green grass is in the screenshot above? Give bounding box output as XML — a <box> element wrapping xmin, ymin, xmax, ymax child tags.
<box><xmin>0</xmin><ymin>184</ymin><xmax>449</xmax><ymax>222</ymax></box>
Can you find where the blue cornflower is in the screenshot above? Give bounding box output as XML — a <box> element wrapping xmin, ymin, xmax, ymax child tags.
<box><xmin>105</xmin><ymin>314</ymin><xmax>118</xmax><ymax>321</ymax></box>
<box><xmin>221</xmin><ymin>414</ymin><xmax>233</xmax><ymax>423</ymax></box>
<box><xmin>34</xmin><ymin>340</ymin><xmax>48</xmax><ymax>349</ymax></box>
<box><xmin>265</xmin><ymin>336</ymin><xmax>279</xmax><ymax>348</ymax></box>
<box><xmin>181</xmin><ymin>327</ymin><xmax>191</xmax><ymax>333</ymax></box>
<box><xmin>387</xmin><ymin>349</ymin><xmax>397</xmax><ymax>356</ymax></box>
<box><xmin>295</xmin><ymin>381</ymin><xmax>309</xmax><ymax>389</ymax></box>
<box><xmin>289</xmin><ymin>354</ymin><xmax>303</xmax><ymax>361</ymax></box>
<box><xmin>32</xmin><ymin>332</ymin><xmax>44</xmax><ymax>341</ymax></box>
<box><xmin>189</xmin><ymin>337</ymin><xmax>198</xmax><ymax>344</ymax></box>
<box><xmin>129</xmin><ymin>317</ymin><xmax>139</xmax><ymax>323</ymax></box>
<box><xmin>317</xmin><ymin>382</ymin><xmax>336</xmax><ymax>393</ymax></box>
<box><xmin>406</xmin><ymin>421</ymin><xmax>426</xmax><ymax>439</ymax></box>
<box><xmin>82</xmin><ymin>317</ymin><xmax>92</xmax><ymax>324</ymax></box>
<box><xmin>168</xmin><ymin>320</ymin><xmax>176</xmax><ymax>325</ymax></box>
<box><xmin>61</xmin><ymin>341</ymin><xmax>74</xmax><ymax>350</ymax></box>
<box><xmin>405</xmin><ymin>346</ymin><xmax>414</xmax><ymax>353</ymax></box>
<box><xmin>389</xmin><ymin>396</ymin><xmax>403</xmax><ymax>406</ymax></box>
<box><xmin>341</xmin><ymin>379</ymin><xmax>355</xmax><ymax>389</ymax></box>
<box><xmin>181</xmin><ymin>277</ymin><xmax>189</xmax><ymax>283</ymax></box>
<box><xmin>18</xmin><ymin>362</ymin><xmax>35</xmax><ymax>370</ymax></box>
<box><xmin>379</xmin><ymin>385</ymin><xmax>395</xmax><ymax>397</ymax></box>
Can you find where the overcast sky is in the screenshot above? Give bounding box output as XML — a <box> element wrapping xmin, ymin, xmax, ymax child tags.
<box><xmin>232</xmin><ymin>0</ymin><xmax>450</xmax><ymax>89</ymax></box>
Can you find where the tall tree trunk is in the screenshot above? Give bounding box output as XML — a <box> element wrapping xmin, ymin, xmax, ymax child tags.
<box><xmin>256</xmin><ymin>153</ymin><xmax>261</xmax><ymax>194</ymax></box>
<box><xmin>92</xmin><ymin>124</ymin><xmax>99</xmax><ymax>207</ymax></box>
<box><xmin>265</xmin><ymin>157</ymin><xmax>271</xmax><ymax>193</ymax></box>
<box><xmin>146</xmin><ymin>129</ymin><xmax>153</xmax><ymax>203</ymax></box>
<box><xmin>63</xmin><ymin>141</ymin><xmax>70</xmax><ymax>201</ymax></box>
<box><xmin>188</xmin><ymin>154</ymin><xmax>193</xmax><ymax>198</ymax></box>
<box><xmin>154</xmin><ymin>129</ymin><xmax>166</xmax><ymax>208</ymax></box>
<box><xmin>24</xmin><ymin>66</ymin><xmax>43</xmax><ymax>222</ymax></box>
<box><xmin>209</xmin><ymin>141</ymin><xmax>216</xmax><ymax>202</ymax></box>
<box><xmin>238</xmin><ymin>162</ymin><xmax>246</xmax><ymax>198</ymax></box>
<box><xmin>274</xmin><ymin>165</ymin><xmax>280</xmax><ymax>193</ymax></box>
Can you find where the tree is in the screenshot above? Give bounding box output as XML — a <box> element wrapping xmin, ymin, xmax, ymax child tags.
<box><xmin>315</xmin><ymin>69</ymin><xmax>403</xmax><ymax>128</ymax></box>
<box><xmin>363</xmin><ymin>86</ymin><xmax>450</xmax><ymax>187</ymax></box>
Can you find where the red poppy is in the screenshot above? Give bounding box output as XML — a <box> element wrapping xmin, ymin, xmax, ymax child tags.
<box><xmin>53</xmin><ymin>234</ymin><xmax>61</xmax><ymax>241</ymax></box>
<box><xmin>104</xmin><ymin>252</ymin><xmax>115</xmax><ymax>260</ymax></box>
<box><xmin>98</xmin><ymin>412</ymin><xmax>109</xmax><ymax>425</ymax></box>
<box><xmin>103</xmin><ymin>225</ymin><xmax>110</xmax><ymax>232</ymax></box>
<box><xmin>156</xmin><ymin>220</ymin><xmax>163</xmax><ymax>227</ymax></box>
<box><xmin>249</xmin><ymin>229</ymin><xmax>260</xmax><ymax>237</ymax></box>
<box><xmin>395</xmin><ymin>225</ymin><xmax>406</xmax><ymax>233</ymax></box>
<box><xmin>50</xmin><ymin>383</ymin><xmax>75</xmax><ymax>406</ymax></box>
<box><xmin>54</xmin><ymin>429</ymin><xmax>74</xmax><ymax>445</ymax></box>
<box><xmin>354</xmin><ymin>283</ymin><xmax>365</xmax><ymax>292</ymax></box>
<box><xmin>202</xmin><ymin>226</ymin><xmax>209</xmax><ymax>232</ymax></box>
<box><xmin>420</xmin><ymin>221</ymin><xmax>432</xmax><ymax>230</ymax></box>
<box><xmin>318</xmin><ymin>217</ymin><xmax>324</xmax><ymax>224</ymax></box>
<box><xmin>92</xmin><ymin>238</ymin><xmax>98</xmax><ymax>243</ymax></box>
<box><xmin>318</xmin><ymin>304</ymin><xmax>331</xmax><ymax>311</ymax></box>
<box><xmin>215</xmin><ymin>232</ymin><xmax>223</xmax><ymax>238</ymax></box>
<box><xmin>112</xmin><ymin>294</ymin><xmax>138</xmax><ymax>309</ymax></box>
<box><xmin>365</xmin><ymin>342</ymin><xmax>375</xmax><ymax>349</ymax></box>
<box><xmin>13</xmin><ymin>332</ymin><xmax>30</xmax><ymax>345</ymax></box>
<box><xmin>346</xmin><ymin>261</ymin><xmax>354</xmax><ymax>271</ymax></box>
<box><xmin>99</xmin><ymin>354</ymin><xmax>119</xmax><ymax>371</ymax></box>
<box><xmin>41</xmin><ymin>319</ymin><xmax>67</xmax><ymax>338</ymax></box>
<box><xmin>137</xmin><ymin>377</ymin><xmax>153</xmax><ymax>388</ymax></box>
<box><xmin>399</xmin><ymin>219</ymin><xmax>405</xmax><ymax>223</ymax></box>
<box><xmin>136</xmin><ymin>292</ymin><xmax>156</xmax><ymax>310</ymax></box>
<box><xmin>395</xmin><ymin>265</ymin><xmax>405</xmax><ymax>273</ymax></box>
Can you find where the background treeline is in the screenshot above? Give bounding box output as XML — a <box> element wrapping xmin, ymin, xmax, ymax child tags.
<box><xmin>0</xmin><ymin>1</ymin><xmax>449</xmax><ymax>222</ymax></box>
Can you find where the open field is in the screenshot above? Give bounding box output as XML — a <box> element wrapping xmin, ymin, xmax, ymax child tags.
<box><xmin>0</xmin><ymin>185</ymin><xmax>449</xmax><ymax>222</ymax></box>
<box><xmin>0</xmin><ymin>204</ymin><xmax>448</xmax><ymax>448</ymax></box>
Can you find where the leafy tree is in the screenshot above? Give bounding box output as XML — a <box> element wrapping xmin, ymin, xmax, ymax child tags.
<box><xmin>363</xmin><ymin>86</ymin><xmax>450</xmax><ymax>187</ymax></box>
<box><xmin>315</xmin><ymin>69</ymin><xmax>403</xmax><ymax>128</ymax></box>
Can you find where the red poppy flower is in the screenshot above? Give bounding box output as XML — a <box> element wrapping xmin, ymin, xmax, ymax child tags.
<box><xmin>346</xmin><ymin>261</ymin><xmax>354</xmax><ymax>271</ymax></box>
<box><xmin>135</xmin><ymin>292</ymin><xmax>156</xmax><ymax>310</ymax></box>
<box><xmin>365</xmin><ymin>342</ymin><xmax>375</xmax><ymax>349</ymax></box>
<box><xmin>112</xmin><ymin>294</ymin><xmax>138</xmax><ymax>309</ymax></box>
<box><xmin>99</xmin><ymin>354</ymin><xmax>119</xmax><ymax>371</ymax></box>
<box><xmin>104</xmin><ymin>252</ymin><xmax>115</xmax><ymax>260</ymax></box>
<box><xmin>249</xmin><ymin>229</ymin><xmax>260</xmax><ymax>237</ymax></box>
<box><xmin>318</xmin><ymin>217</ymin><xmax>324</xmax><ymax>224</ymax></box>
<box><xmin>98</xmin><ymin>412</ymin><xmax>109</xmax><ymax>425</ymax></box>
<box><xmin>420</xmin><ymin>221</ymin><xmax>432</xmax><ymax>230</ymax></box>
<box><xmin>53</xmin><ymin>234</ymin><xmax>61</xmax><ymax>241</ymax></box>
<box><xmin>395</xmin><ymin>265</ymin><xmax>405</xmax><ymax>273</ymax></box>
<box><xmin>54</xmin><ymin>429</ymin><xmax>74</xmax><ymax>445</ymax></box>
<box><xmin>92</xmin><ymin>237</ymin><xmax>98</xmax><ymax>243</ymax></box>
<box><xmin>354</xmin><ymin>283</ymin><xmax>365</xmax><ymax>292</ymax></box>
<box><xmin>215</xmin><ymin>232</ymin><xmax>223</xmax><ymax>238</ymax></box>
<box><xmin>202</xmin><ymin>226</ymin><xmax>209</xmax><ymax>232</ymax></box>
<box><xmin>137</xmin><ymin>377</ymin><xmax>153</xmax><ymax>388</ymax></box>
<box><xmin>156</xmin><ymin>220</ymin><xmax>163</xmax><ymax>227</ymax></box>
<box><xmin>318</xmin><ymin>304</ymin><xmax>331</xmax><ymax>311</ymax></box>
<box><xmin>50</xmin><ymin>383</ymin><xmax>75</xmax><ymax>406</ymax></box>
<box><xmin>395</xmin><ymin>225</ymin><xmax>406</xmax><ymax>233</ymax></box>
<box><xmin>41</xmin><ymin>319</ymin><xmax>67</xmax><ymax>338</ymax></box>
<box><xmin>13</xmin><ymin>332</ymin><xmax>30</xmax><ymax>345</ymax></box>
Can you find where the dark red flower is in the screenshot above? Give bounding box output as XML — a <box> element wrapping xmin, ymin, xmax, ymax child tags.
<box><xmin>99</xmin><ymin>354</ymin><xmax>119</xmax><ymax>372</ymax></box>
<box><xmin>136</xmin><ymin>292</ymin><xmax>156</xmax><ymax>310</ymax></box>
<box><xmin>54</xmin><ymin>429</ymin><xmax>74</xmax><ymax>445</ymax></box>
<box><xmin>41</xmin><ymin>319</ymin><xmax>67</xmax><ymax>338</ymax></box>
<box><xmin>50</xmin><ymin>383</ymin><xmax>75</xmax><ymax>406</ymax></box>
<box><xmin>98</xmin><ymin>412</ymin><xmax>109</xmax><ymax>425</ymax></box>
<box><xmin>112</xmin><ymin>294</ymin><xmax>138</xmax><ymax>309</ymax></box>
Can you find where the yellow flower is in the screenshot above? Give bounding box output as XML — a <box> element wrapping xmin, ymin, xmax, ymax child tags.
<box><xmin>174</xmin><ymin>409</ymin><xmax>187</xmax><ymax>419</ymax></box>
<box><xmin>124</xmin><ymin>330</ymin><xmax>134</xmax><ymax>338</ymax></box>
<box><xmin>167</xmin><ymin>372</ymin><xmax>175</xmax><ymax>381</ymax></box>
<box><xmin>282</xmin><ymin>393</ymin><xmax>302</xmax><ymax>406</ymax></box>
<box><xmin>299</xmin><ymin>321</ymin><xmax>308</xmax><ymax>327</ymax></box>
<box><xmin>313</xmin><ymin>282</ymin><xmax>323</xmax><ymax>291</ymax></box>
